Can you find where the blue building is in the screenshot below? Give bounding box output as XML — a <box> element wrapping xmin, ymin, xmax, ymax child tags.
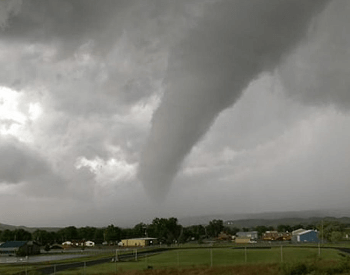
<box><xmin>293</xmin><ymin>230</ymin><xmax>319</xmax><ymax>243</ymax></box>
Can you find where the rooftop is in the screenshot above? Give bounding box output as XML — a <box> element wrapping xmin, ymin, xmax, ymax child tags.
<box><xmin>0</xmin><ymin>241</ymin><xmax>27</xmax><ymax>248</ymax></box>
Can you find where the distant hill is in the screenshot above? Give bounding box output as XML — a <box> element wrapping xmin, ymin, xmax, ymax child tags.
<box><xmin>178</xmin><ymin>208</ymin><xmax>350</xmax><ymax>227</ymax></box>
<box><xmin>223</xmin><ymin>216</ymin><xmax>350</xmax><ymax>229</ymax></box>
<box><xmin>0</xmin><ymin>223</ymin><xmax>60</xmax><ymax>233</ymax></box>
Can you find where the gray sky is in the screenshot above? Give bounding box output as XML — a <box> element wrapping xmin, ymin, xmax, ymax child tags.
<box><xmin>0</xmin><ymin>0</ymin><xmax>349</xmax><ymax>227</ymax></box>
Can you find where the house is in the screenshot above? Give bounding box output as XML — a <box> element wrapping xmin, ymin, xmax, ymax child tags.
<box><xmin>62</xmin><ymin>241</ymin><xmax>73</xmax><ymax>247</ymax></box>
<box><xmin>292</xmin><ymin>229</ymin><xmax>319</xmax><ymax>243</ymax></box>
<box><xmin>85</xmin><ymin>241</ymin><xmax>95</xmax><ymax>247</ymax></box>
<box><xmin>121</xmin><ymin>237</ymin><xmax>157</xmax><ymax>247</ymax></box>
<box><xmin>0</xmin><ymin>241</ymin><xmax>40</xmax><ymax>256</ymax></box>
<box><xmin>262</xmin><ymin>231</ymin><xmax>292</xmax><ymax>241</ymax></box>
<box><xmin>262</xmin><ymin>231</ymin><xmax>280</xmax><ymax>241</ymax></box>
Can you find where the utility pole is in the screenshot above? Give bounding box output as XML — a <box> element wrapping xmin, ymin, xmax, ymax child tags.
<box><xmin>280</xmin><ymin>245</ymin><xmax>283</xmax><ymax>262</ymax></box>
<box><xmin>210</xmin><ymin>248</ymin><xmax>213</xmax><ymax>267</ymax></box>
<box><xmin>115</xmin><ymin>249</ymin><xmax>118</xmax><ymax>274</ymax></box>
<box><xmin>177</xmin><ymin>250</ymin><xmax>179</xmax><ymax>267</ymax></box>
<box><xmin>318</xmin><ymin>242</ymin><xmax>321</xmax><ymax>256</ymax></box>
<box><xmin>322</xmin><ymin>220</ymin><xmax>324</xmax><ymax>245</ymax></box>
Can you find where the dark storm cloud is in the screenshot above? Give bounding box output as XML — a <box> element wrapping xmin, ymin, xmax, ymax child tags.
<box><xmin>138</xmin><ymin>0</ymin><xmax>331</xmax><ymax>199</ymax></box>
<box><xmin>0</xmin><ymin>0</ymin><xmax>21</xmax><ymax>29</ymax></box>
<box><xmin>0</xmin><ymin>137</ymin><xmax>59</xmax><ymax>185</ymax></box>
<box><xmin>278</xmin><ymin>0</ymin><xmax>350</xmax><ymax>109</ymax></box>
<box><xmin>0</xmin><ymin>0</ymin><xmax>188</xmax><ymax>115</ymax></box>
<box><xmin>1</xmin><ymin>0</ymin><xmax>129</xmax><ymax>57</ymax></box>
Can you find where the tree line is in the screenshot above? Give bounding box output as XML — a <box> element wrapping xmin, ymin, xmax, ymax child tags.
<box><xmin>0</xmin><ymin>218</ymin><xmax>348</xmax><ymax>245</ymax></box>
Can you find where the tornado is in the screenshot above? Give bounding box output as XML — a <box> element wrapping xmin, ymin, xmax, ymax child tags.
<box><xmin>138</xmin><ymin>0</ymin><xmax>331</xmax><ymax>199</ymax></box>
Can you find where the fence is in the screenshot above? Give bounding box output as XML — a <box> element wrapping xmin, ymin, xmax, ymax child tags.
<box><xmin>10</xmin><ymin>244</ymin><xmax>332</xmax><ymax>275</ymax></box>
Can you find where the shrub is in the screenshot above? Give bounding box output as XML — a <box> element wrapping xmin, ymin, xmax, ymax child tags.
<box><xmin>280</xmin><ymin>262</ymin><xmax>311</xmax><ymax>275</ymax></box>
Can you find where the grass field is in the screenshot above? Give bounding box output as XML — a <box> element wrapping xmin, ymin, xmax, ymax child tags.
<box><xmin>0</xmin><ymin>246</ymin><xmax>348</xmax><ymax>275</ymax></box>
<box><xmin>55</xmin><ymin>247</ymin><xmax>346</xmax><ymax>274</ymax></box>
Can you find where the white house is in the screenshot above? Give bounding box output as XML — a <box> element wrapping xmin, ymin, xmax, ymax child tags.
<box><xmin>62</xmin><ymin>241</ymin><xmax>73</xmax><ymax>246</ymax></box>
<box><xmin>85</xmin><ymin>241</ymin><xmax>95</xmax><ymax>247</ymax></box>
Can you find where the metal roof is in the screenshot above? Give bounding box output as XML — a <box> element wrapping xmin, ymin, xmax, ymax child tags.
<box><xmin>298</xmin><ymin>230</ymin><xmax>316</xmax><ymax>235</ymax></box>
<box><xmin>0</xmin><ymin>241</ymin><xmax>27</xmax><ymax>248</ymax></box>
<box><xmin>292</xmin><ymin>228</ymin><xmax>306</xmax><ymax>235</ymax></box>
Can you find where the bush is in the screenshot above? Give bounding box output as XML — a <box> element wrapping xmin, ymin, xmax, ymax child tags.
<box><xmin>281</xmin><ymin>256</ymin><xmax>350</xmax><ymax>275</ymax></box>
<box><xmin>333</xmin><ymin>255</ymin><xmax>350</xmax><ymax>274</ymax></box>
<box><xmin>280</xmin><ymin>262</ymin><xmax>311</xmax><ymax>275</ymax></box>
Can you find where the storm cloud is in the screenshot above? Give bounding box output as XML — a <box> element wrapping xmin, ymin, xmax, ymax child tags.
<box><xmin>278</xmin><ymin>0</ymin><xmax>350</xmax><ymax>109</ymax></box>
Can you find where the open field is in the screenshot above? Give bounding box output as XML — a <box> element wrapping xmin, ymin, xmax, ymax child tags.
<box><xmin>0</xmin><ymin>246</ymin><xmax>349</xmax><ymax>274</ymax></box>
<box><xmin>56</xmin><ymin>247</ymin><xmax>347</xmax><ymax>275</ymax></box>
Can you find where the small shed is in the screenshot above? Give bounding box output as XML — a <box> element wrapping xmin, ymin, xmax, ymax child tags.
<box><xmin>0</xmin><ymin>241</ymin><xmax>40</xmax><ymax>256</ymax></box>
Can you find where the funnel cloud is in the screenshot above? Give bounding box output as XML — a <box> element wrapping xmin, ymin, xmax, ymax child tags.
<box><xmin>138</xmin><ymin>0</ymin><xmax>330</xmax><ymax>199</ymax></box>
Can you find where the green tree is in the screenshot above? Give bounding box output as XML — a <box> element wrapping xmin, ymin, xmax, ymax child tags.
<box><xmin>1</xmin><ymin>229</ymin><xmax>15</xmax><ymax>241</ymax></box>
<box><xmin>57</xmin><ymin>226</ymin><xmax>79</xmax><ymax>241</ymax></box>
<box><xmin>224</xmin><ymin>226</ymin><xmax>240</xmax><ymax>236</ymax></box>
<box><xmin>330</xmin><ymin>231</ymin><xmax>343</xmax><ymax>243</ymax></box>
<box><xmin>77</xmin><ymin>227</ymin><xmax>97</xmax><ymax>240</ymax></box>
<box><xmin>254</xmin><ymin>226</ymin><xmax>269</xmax><ymax>238</ymax></box>
<box><xmin>292</xmin><ymin>224</ymin><xmax>305</xmax><ymax>231</ymax></box>
<box><xmin>149</xmin><ymin>217</ymin><xmax>182</xmax><ymax>245</ymax></box>
<box><xmin>206</xmin><ymin>220</ymin><xmax>224</xmax><ymax>237</ymax></box>
<box><xmin>305</xmin><ymin>224</ymin><xmax>317</xmax><ymax>230</ymax></box>
<box><xmin>104</xmin><ymin>225</ymin><xmax>121</xmax><ymax>243</ymax></box>
<box><xmin>33</xmin><ymin>229</ymin><xmax>51</xmax><ymax>245</ymax></box>
<box><xmin>277</xmin><ymin>224</ymin><xmax>292</xmax><ymax>233</ymax></box>
<box><xmin>47</xmin><ymin>231</ymin><xmax>59</xmax><ymax>244</ymax></box>
<box><xmin>318</xmin><ymin>221</ymin><xmax>345</xmax><ymax>242</ymax></box>
<box><xmin>184</xmin><ymin>225</ymin><xmax>206</xmax><ymax>241</ymax></box>
<box><xmin>121</xmin><ymin>228</ymin><xmax>134</xmax><ymax>239</ymax></box>
<box><xmin>133</xmin><ymin>223</ymin><xmax>147</xmax><ymax>238</ymax></box>
<box><xmin>13</xmin><ymin>229</ymin><xmax>32</xmax><ymax>241</ymax></box>
<box><xmin>94</xmin><ymin>228</ymin><xmax>105</xmax><ymax>244</ymax></box>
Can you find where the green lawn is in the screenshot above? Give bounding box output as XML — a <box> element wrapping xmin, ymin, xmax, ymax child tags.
<box><xmin>56</xmin><ymin>247</ymin><xmax>345</xmax><ymax>274</ymax></box>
